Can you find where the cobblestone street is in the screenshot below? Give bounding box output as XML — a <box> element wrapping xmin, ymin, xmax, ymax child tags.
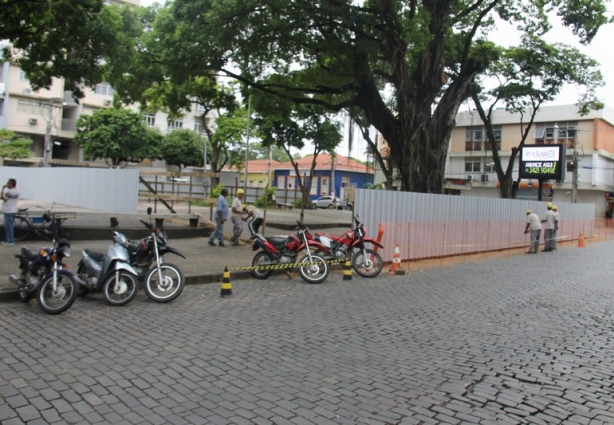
<box><xmin>2</xmin><ymin>242</ymin><xmax>614</xmax><ymax>424</ymax></box>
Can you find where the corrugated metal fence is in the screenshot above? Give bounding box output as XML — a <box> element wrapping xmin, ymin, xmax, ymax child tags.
<box><xmin>0</xmin><ymin>166</ymin><xmax>139</xmax><ymax>213</ymax></box>
<box><xmin>354</xmin><ymin>189</ymin><xmax>596</xmax><ymax>262</ymax></box>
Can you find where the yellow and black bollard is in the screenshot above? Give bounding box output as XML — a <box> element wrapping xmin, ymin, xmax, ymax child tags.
<box><xmin>343</xmin><ymin>258</ymin><xmax>352</xmax><ymax>281</ymax></box>
<box><xmin>220</xmin><ymin>266</ymin><xmax>233</xmax><ymax>298</ymax></box>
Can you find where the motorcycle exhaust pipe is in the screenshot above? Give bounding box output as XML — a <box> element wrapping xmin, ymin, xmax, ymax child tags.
<box><xmin>72</xmin><ymin>275</ymin><xmax>87</xmax><ymax>287</ymax></box>
<box><xmin>9</xmin><ymin>275</ymin><xmax>21</xmax><ymax>286</ymax></box>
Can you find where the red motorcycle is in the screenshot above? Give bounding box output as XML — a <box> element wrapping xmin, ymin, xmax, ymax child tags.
<box><xmin>315</xmin><ymin>215</ymin><xmax>384</xmax><ymax>277</ymax></box>
<box><xmin>251</xmin><ymin>221</ymin><xmax>331</xmax><ymax>283</ymax></box>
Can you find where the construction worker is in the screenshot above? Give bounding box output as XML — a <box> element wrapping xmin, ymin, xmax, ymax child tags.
<box><xmin>541</xmin><ymin>203</ymin><xmax>557</xmax><ymax>252</ymax></box>
<box><xmin>524</xmin><ymin>209</ymin><xmax>541</xmax><ymax>254</ymax></box>
<box><xmin>552</xmin><ymin>205</ymin><xmax>560</xmax><ymax>250</ymax></box>
<box><xmin>230</xmin><ymin>188</ymin><xmax>245</xmax><ymax>246</ymax></box>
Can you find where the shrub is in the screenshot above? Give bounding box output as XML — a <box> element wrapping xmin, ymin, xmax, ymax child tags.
<box><xmin>255</xmin><ymin>186</ymin><xmax>276</xmax><ymax>208</ymax></box>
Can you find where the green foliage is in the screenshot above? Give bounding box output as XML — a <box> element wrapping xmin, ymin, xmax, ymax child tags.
<box><xmin>254</xmin><ymin>186</ymin><xmax>276</xmax><ymax>208</ymax></box>
<box><xmin>1</xmin><ymin>1</ymin><xmax>139</xmax><ymax>99</ymax></box>
<box><xmin>0</xmin><ymin>130</ymin><xmax>32</xmax><ymax>160</ymax></box>
<box><xmin>160</xmin><ymin>0</ymin><xmax>610</xmax><ymax>193</ymax></box>
<box><xmin>161</xmin><ymin>129</ymin><xmax>204</xmax><ymax>169</ymax></box>
<box><xmin>73</xmin><ymin>108</ymin><xmax>162</xmax><ymax>168</ymax></box>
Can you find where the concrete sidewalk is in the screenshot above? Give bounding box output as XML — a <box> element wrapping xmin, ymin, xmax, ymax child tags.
<box><xmin>0</xmin><ymin>199</ymin><xmax>353</xmax><ymax>301</ymax></box>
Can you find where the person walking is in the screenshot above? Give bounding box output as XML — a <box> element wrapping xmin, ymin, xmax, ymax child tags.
<box><xmin>243</xmin><ymin>204</ymin><xmax>263</xmax><ymax>236</ymax></box>
<box><xmin>2</xmin><ymin>178</ymin><xmax>19</xmax><ymax>246</ymax></box>
<box><xmin>208</xmin><ymin>188</ymin><xmax>229</xmax><ymax>247</ymax></box>
<box><xmin>524</xmin><ymin>209</ymin><xmax>541</xmax><ymax>254</ymax></box>
<box><xmin>229</xmin><ymin>188</ymin><xmax>245</xmax><ymax>246</ymax></box>
<box><xmin>552</xmin><ymin>205</ymin><xmax>560</xmax><ymax>250</ymax></box>
<box><xmin>541</xmin><ymin>203</ymin><xmax>557</xmax><ymax>252</ymax></box>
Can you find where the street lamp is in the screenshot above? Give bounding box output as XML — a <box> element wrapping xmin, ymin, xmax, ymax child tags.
<box><xmin>42</xmin><ymin>97</ymin><xmax>64</xmax><ymax>167</ymax></box>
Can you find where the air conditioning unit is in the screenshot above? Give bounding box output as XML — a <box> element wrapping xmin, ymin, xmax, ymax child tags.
<box><xmin>103</xmin><ymin>99</ymin><xmax>112</xmax><ymax>106</ymax></box>
<box><xmin>481</xmin><ymin>174</ymin><xmax>489</xmax><ymax>183</ymax></box>
<box><xmin>23</xmin><ymin>88</ymin><xmax>33</xmax><ymax>95</ymax></box>
<box><xmin>28</xmin><ymin>118</ymin><xmax>37</xmax><ymax>125</ymax></box>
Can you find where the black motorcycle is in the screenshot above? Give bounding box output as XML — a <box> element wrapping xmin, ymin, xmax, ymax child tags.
<box><xmin>9</xmin><ymin>223</ymin><xmax>78</xmax><ymax>314</ymax></box>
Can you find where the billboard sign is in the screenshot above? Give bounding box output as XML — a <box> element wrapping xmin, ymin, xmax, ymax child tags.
<box><xmin>519</xmin><ymin>144</ymin><xmax>566</xmax><ymax>180</ymax></box>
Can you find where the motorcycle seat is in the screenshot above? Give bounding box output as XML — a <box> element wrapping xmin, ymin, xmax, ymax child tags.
<box><xmin>265</xmin><ymin>236</ymin><xmax>288</xmax><ymax>249</ymax></box>
<box><xmin>127</xmin><ymin>242</ymin><xmax>140</xmax><ymax>255</ymax></box>
<box><xmin>20</xmin><ymin>247</ymin><xmax>36</xmax><ymax>260</ymax></box>
<box><xmin>84</xmin><ymin>249</ymin><xmax>105</xmax><ymax>262</ymax></box>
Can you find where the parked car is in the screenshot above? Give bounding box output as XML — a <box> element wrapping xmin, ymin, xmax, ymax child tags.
<box><xmin>313</xmin><ymin>196</ymin><xmax>347</xmax><ymax>210</ymax></box>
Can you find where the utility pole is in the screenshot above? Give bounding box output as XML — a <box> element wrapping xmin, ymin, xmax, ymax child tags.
<box><xmin>572</xmin><ymin>129</ymin><xmax>579</xmax><ymax>203</ymax></box>
<box><xmin>42</xmin><ymin>104</ymin><xmax>53</xmax><ymax>167</ymax></box>
<box><xmin>243</xmin><ymin>95</ymin><xmax>251</xmax><ymax>193</ymax></box>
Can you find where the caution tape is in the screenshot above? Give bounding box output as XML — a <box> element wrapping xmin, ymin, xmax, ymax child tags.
<box><xmin>225</xmin><ymin>257</ymin><xmax>347</xmax><ymax>272</ymax></box>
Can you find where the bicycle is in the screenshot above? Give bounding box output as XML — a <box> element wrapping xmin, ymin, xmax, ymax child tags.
<box><xmin>13</xmin><ymin>205</ymin><xmax>69</xmax><ymax>241</ymax></box>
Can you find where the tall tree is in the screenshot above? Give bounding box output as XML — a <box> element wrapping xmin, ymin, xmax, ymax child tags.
<box><xmin>1</xmin><ymin>1</ymin><xmax>140</xmax><ymax>99</ymax></box>
<box><xmin>73</xmin><ymin>108</ymin><xmax>162</xmax><ymax>168</ymax></box>
<box><xmin>472</xmin><ymin>36</ymin><xmax>604</xmax><ymax>198</ymax></box>
<box><xmin>162</xmin><ymin>0</ymin><xmax>609</xmax><ymax>193</ymax></box>
<box><xmin>253</xmin><ymin>95</ymin><xmax>342</xmax><ymax>209</ymax></box>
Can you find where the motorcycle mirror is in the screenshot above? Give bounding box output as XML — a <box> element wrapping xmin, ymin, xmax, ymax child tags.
<box><xmin>147</xmin><ymin>207</ymin><xmax>153</xmax><ymax>216</ymax></box>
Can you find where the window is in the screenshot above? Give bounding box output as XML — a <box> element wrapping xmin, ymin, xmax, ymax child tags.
<box><xmin>483</xmin><ymin>158</ymin><xmax>495</xmax><ymax>172</ymax></box>
<box><xmin>19</xmin><ymin>70</ymin><xmax>29</xmax><ymax>82</ymax></box>
<box><xmin>16</xmin><ymin>99</ymin><xmax>40</xmax><ymax>114</ymax></box>
<box><xmin>465</xmin><ymin>159</ymin><xmax>481</xmax><ymax>173</ymax></box>
<box><xmin>168</xmin><ymin>118</ymin><xmax>183</xmax><ymax>130</ymax></box>
<box><xmin>465</xmin><ymin>127</ymin><xmax>483</xmax><ymax>151</ymax></box>
<box><xmin>144</xmin><ymin>113</ymin><xmax>156</xmax><ymax>127</ymax></box>
<box><xmin>248</xmin><ymin>180</ymin><xmax>254</xmax><ymax>187</ymax></box>
<box><xmin>310</xmin><ymin>177</ymin><xmax>318</xmax><ymax>195</ymax></box>
<box><xmin>94</xmin><ymin>82</ymin><xmax>114</xmax><ymax>96</ymax></box>
<box><xmin>193</xmin><ymin>122</ymin><xmax>201</xmax><ymax>133</ymax></box>
<box><xmin>484</xmin><ymin>126</ymin><xmax>502</xmax><ymax>151</ymax></box>
<box><xmin>193</xmin><ymin>102</ymin><xmax>205</xmax><ymax>114</ymax></box>
<box><xmin>258</xmin><ymin>180</ymin><xmax>264</xmax><ymax>188</ymax></box>
<box><xmin>557</xmin><ymin>122</ymin><xmax>577</xmax><ymax>139</ymax></box>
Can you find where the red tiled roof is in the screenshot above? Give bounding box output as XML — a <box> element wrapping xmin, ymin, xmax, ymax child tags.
<box><xmin>223</xmin><ymin>159</ymin><xmax>281</xmax><ymax>173</ymax></box>
<box><xmin>276</xmin><ymin>153</ymin><xmax>373</xmax><ymax>173</ymax></box>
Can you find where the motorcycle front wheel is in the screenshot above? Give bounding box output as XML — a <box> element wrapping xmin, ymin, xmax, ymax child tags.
<box><xmin>38</xmin><ymin>274</ymin><xmax>78</xmax><ymax>314</ymax></box>
<box><xmin>144</xmin><ymin>263</ymin><xmax>184</xmax><ymax>303</ymax></box>
<box><xmin>298</xmin><ymin>254</ymin><xmax>329</xmax><ymax>284</ymax></box>
<box><xmin>352</xmin><ymin>248</ymin><xmax>384</xmax><ymax>278</ymax></box>
<box><xmin>102</xmin><ymin>271</ymin><xmax>139</xmax><ymax>306</ymax></box>
<box><xmin>252</xmin><ymin>251</ymin><xmax>274</xmax><ymax>279</ymax></box>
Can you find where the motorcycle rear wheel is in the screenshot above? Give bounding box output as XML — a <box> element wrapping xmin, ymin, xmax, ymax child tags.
<box><xmin>352</xmin><ymin>248</ymin><xmax>383</xmax><ymax>278</ymax></box>
<box><xmin>102</xmin><ymin>271</ymin><xmax>139</xmax><ymax>306</ymax></box>
<box><xmin>298</xmin><ymin>254</ymin><xmax>329</xmax><ymax>284</ymax></box>
<box><xmin>38</xmin><ymin>274</ymin><xmax>78</xmax><ymax>314</ymax></box>
<box><xmin>252</xmin><ymin>251</ymin><xmax>274</xmax><ymax>279</ymax></box>
<box><xmin>144</xmin><ymin>263</ymin><xmax>184</xmax><ymax>303</ymax></box>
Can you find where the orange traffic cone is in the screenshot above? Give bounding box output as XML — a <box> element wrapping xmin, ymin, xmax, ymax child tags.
<box><xmin>389</xmin><ymin>245</ymin><xmax>406</xmax><ymax>275</ymax></box>
<box><xmin>578</xmin><ymin>232</ymin><xmax>586</xmax><ymax>248</ymax></box>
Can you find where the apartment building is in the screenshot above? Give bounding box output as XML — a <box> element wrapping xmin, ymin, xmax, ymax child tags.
<box><xmin>446</xmin><ymin>104</ymin><xmax>614</xmax><ymax>215</ymax></box>
<box><xmin>0</xmin><ymin>0</ymin><xmax>212</xmax><ymax>169</ymax></box>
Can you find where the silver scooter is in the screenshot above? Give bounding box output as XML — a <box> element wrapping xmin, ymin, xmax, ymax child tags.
<box><xmin>75</xmin><ymin>231</ymin><xmax>140</xmax><ymax>306</ymax></box>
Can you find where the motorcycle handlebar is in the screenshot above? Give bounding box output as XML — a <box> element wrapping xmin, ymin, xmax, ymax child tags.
<box><xmin>140</xmin><ymin>219</ymin><xmax>153</xmax><ymax>230</ymax></box>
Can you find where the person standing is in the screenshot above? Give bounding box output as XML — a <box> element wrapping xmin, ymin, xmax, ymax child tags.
<box><xmin>243</xmin><ymin>204</ymin><xmax>263</xmax><ymax>236</ymax></box>
<box><xmin>229</xmin><ymin>188</ymin><xmax>245</xmax><ymax>246</ymax></box>
<box><xmin>208</xmin><ymin>188</ymin><xmax>229</xmax><ymax>247</ymax></box>
<box><xmin>552</xmin><ymin>205</ymin><xmax>560</xmax><ymax>250</ymax></box>
<box><xmin>541</xmin><ymin>203</ymin><xmax>557</xmax><ymax>252</ymax></box>
<box><xmin>524</xmin><ymin>209</ymin><xmax>541</xmax><ymax>254</ymax></box>
<box><xmin>2</xmin><ymin>178</ymin><xmax>19</xmax><ymax>246</ymax></box>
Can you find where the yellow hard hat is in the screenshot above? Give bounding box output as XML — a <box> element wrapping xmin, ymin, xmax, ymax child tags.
<box><xmin>237</xmin><ymin>188</ymin><xmax>245</xmax><ymax>195</ymax></box>
<box><xmin>546</xmin><ymin>202</ymin><xmax>553</xmax><ymax>209</ymax></box>
<box><xmin>526</xmin><ymin>209</ymin><xmax>532</xmax><ymax>215</ymax></box>
<box><xmin>242</xmin><ymin>204</ymin><xmax>247</xmax><ymax>210</ymax></box>
<box><xmin>552</xmin><ymin>205</ymin><xmax>558</xmax><ymax>211</ymax></box>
